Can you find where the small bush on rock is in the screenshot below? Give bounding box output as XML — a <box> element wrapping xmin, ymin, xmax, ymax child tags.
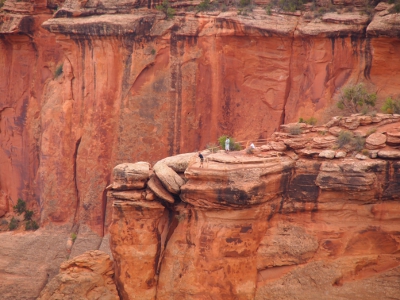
<box><xmin>381</xmin><ymin>96</ymin><xmax>400</xmax><ymax>114</ymax></box>
<box><xmin>218</xmin><ymin>135</ymin><xmax>242</xmax><ymax>151</ymax></box>
<box><xmin>289</xmin><ymin>124</ymin><xmax>302</xmax><ymax>135</ymax></box>
<box><xmin>338</xmin><ymin>130</ymin><xmax>353</xmax><ymax>148</ymax></box>
<box><xmin>8</xmin><ymin>217</ymin><xmax>18</xmax><ymax>231</ymax></box>
<box><xmin>337</xmin><ymin>83</ymin><xmax>376</xmax><ymax>114</ymax></box>
<box><xmin>351</xmin><ymin>136</ymin><xmax>365</xmax><ymax>152</ymax></box>
<box><xmin>25</xmin><ymin>220</ymin><xmax>39</xmax><ymax>231</ymax></box>
<box><xmin>54</xmin><ymin>63</ymin><xmax>63</xmax><ymax>79</ymax></box>
<box><xmin>156</xmin><ymin>0</ymin><xmax>175</xmax><ymax>19</ymax></box>
<box><xmin>24</xmin><ymin>210</ymin><xmax>34</xmax><ymax>221</ymax></box>
<box><xmin>13</xmin><ymin>198</ymin><xmax>26</xmax><ymax>215</ymax></box>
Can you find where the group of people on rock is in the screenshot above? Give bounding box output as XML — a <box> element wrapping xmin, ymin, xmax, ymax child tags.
<box><xmin>197</xmin><ymin>136</ymin><xmax>255</xmax><ymax>168</ymax></box>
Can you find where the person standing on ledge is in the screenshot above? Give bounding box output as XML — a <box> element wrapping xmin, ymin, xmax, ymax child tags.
<box><xmin>198</xmin><ymin>152</ymin><xmax>204</xmax><ymax>168</ymax></box>
<box><xmin>225</xmin><ymin>137</ymin><xmax>230</xmax><ymax>153</ymax></box>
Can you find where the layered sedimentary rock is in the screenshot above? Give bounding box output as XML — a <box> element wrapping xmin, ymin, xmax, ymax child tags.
<box><xmin>108</xmin><ymin>114</ymin><xmax>400</xmax><ymax>299</ymax></box>
<box><xmin>1</xmin><ymin>0</ymin><xmax>400</xmax><ymax>298</ymax></box>
<box><xmin>2</xmin><ymin>0</ymin><xmax>400</xmax><ymax>237</ymax></box>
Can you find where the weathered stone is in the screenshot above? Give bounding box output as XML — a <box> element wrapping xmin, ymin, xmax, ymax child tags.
<box><xmin>312</xmin><ymin>136</ymin><xmax>337</xmax><ymax>149</ymax></box>
<box><xmin>283</xmin><ymin>137</ymin><xmax>311</xmax><ymax>150</ymax></box>
<box><xmin>110</xmin><ymin>162</ymin><xmax>150</xmax><ymax>190</ymax></box>
<box><xmin>366</xmin><ymin>132</ymin><xmax>387</xmax><ymax>150</ymax></box>
<box><xmin>339</xmin><ymin>117</ymin><xmax>360</xmax><ymax>130</ymax></box>
<box><xmin>355</xmin><ymin>153</ymin><xmax>368</xmax><ymax>160</ymax></box>
<box><xmin>335</xmin><ymin>151</ymin><xmax>347</xmax><ymax>158</ymax></box>
<box><xmin>160</xmin><ymin>152</ymin><xmax>197</xmax><ymax>173</ymax></box>
<box><xmin>38</xmin><ymin>250</ymin><xmax>118</xmax><ymax>300</ymax></box>
<box><xmin>328</xmin><ymin>126</ymin><xmax>342</xmax><ymax>136</ymax></box>
<box><xmin>319</xmin><ymin>150</ymin><xmax>335</xmax><ymax>159</ymax></box>
<box><xmin>269</xmin><ymin>141</ymin><xmax>287</xmax><ymax>151</ymax></box>
<box><xmin>153</xmin><ymin>161</ymin><xmax>185</xmax><ymax>195</ymax></box>
<box><xmin>378</xmin><ymin>150</ymin><xmax>400</xmax><ymax>159</ymax></box>
<box><xmin>257</xmin><ymin>224</ymin><xmax>319</xmax><ymax>268</ymax></box>
<box><xmin>109</xmin><ymin>200</ymin><xmax>167</xmax><ymax>300</ymax></box>
<box><xmin>147</xmin><ymin>174</ymin><xmax>175</xmax><ymax>204</ymax></box>
<box><xmin>386</xmin><ymin>129</ymin><xmax>400</xmax><ymax>145</ymax></box>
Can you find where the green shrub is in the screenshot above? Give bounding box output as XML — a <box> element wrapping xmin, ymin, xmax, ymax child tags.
<box><xmin>13</xmin><ymin>198</ymin><xmax>26</xmax><ymax>215</ymax></box>
<box><xmin>54</xmin><ymin>63</ymin><xmax>63</xmax><ymax>78</ymax></box>
<box><xmin>289</xmin><ymin>124</ymin><xmax>302</xmax><ymax>135</ymax></box>
<box><xmin>8</xmin><ymin>217</ymin><xmax>18</xmax><ymax>231</ymax></box>
<box><xmin>24</xmin><ymin>210</ymin><xmax>34</xmax><ymax>221</ymax></box>
<box><xmin>218</xmin><ymin>135</ymin><xmax>241</xmax><ymax>151</ymax></box>
<box><xmin>240</xmin><ymin>0</ymin><xmax>251</xmax><ymax>7</ymax></box>
<box><xmin>25</xmin><ymin>220</ymin><xmax>39</xmax><ymax>231</ymax></box>
<box><xmin>381</xmin><ymin>97</ymin><xmax>400</xmax><ymax>114</ymax></box>
<box><xmin>150</xmin><ymin>48</ymin><xmax>156</xmax><ymax>55</ymax></box>
<box><xmin>0</xmin><ymin>0</ymin><xmax>5</xmax><ymax>8</ymax></box>
<box><xmin>299</xmin><ymin>117</ymin><xmax>317</xmax><ymax>125</ymax></box>
<box><xmin>197</xmin><ymin>0</ymin><xmax>211</xmax><ymax>11</ymax></box>
<box><xmin>272</xmin><ymin>0</ymin><xmax>305</xmax><ymax>12</ymax></box>
<box><xmin>351</xmin><ymin>136</ymin><xmax>365</xmax><ymax>152</ymax></box>
<box><xmin>156</xmin><ymin>0</ymin><xmax>175</xmax><ymax>19</ymax></box>
<box><xmin>337</xmin><ymin>83</ymin><xmax>376</xmax><ymax>114</ymax></box>
<box><xmin>71</xmin><ymin>232</ymin><xmax>77</xmax><ymax>242</ymax></box>
<box><xmin>362</xmin><ymin>149</ymin><xmax>370</xmax><ymax>156</ymax></box>
<box><xmin>265</xmin><ymin>4</ymin><xmax>272</xmax><ymax>14</ymax></box>
<box><xmin>337</xmin><ymin>130</ymin><xmax>353</xmax><ymax>148</ymax></box>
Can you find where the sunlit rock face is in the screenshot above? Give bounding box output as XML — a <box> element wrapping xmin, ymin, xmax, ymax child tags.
<box><xmin>1</xmin><ymin>0</ymin><xmax>400</xmax><ymax>298</ymax></box>
<box><xmin>108</xmin><ymin>114</ymin><xmax>400</xmax><ymax>300</ymax></box>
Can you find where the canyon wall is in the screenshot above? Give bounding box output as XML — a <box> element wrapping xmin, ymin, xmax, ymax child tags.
<box><xmin>108</xmin><ymin>114</ymin><xmax>400</xmax><ymax>299</ymax></box>
<box><xmin>1</xmin><ymin>0</ymin><xmax>400</xmax><ymax>297</ymax></box>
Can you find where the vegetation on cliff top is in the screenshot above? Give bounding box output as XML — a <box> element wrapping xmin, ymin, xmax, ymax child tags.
<box><xmin>156</xmin><ymin>0</ymin><xmax>176</xmax><ymax>19</ymax></box>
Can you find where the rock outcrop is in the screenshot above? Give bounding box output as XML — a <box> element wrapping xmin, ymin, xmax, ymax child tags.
<box><xmin>38</xmin><ymin>250</ymin><xmax>119</xmax><ymax>300</ymax></box>
<box><xmin>107</xmin><ymin>114</ymin><xmax>400</xmax><ymax>299</ymax></box>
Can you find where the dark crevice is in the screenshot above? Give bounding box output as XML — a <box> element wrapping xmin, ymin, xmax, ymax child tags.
<box><xmin>72</xmin><ymin>137</ymin><xmax>82</xmax><ymax>226</ymax></box>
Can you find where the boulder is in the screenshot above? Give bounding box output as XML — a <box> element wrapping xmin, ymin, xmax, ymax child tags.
<box><xmin>335</xmin><ymin>151</ymin><xmax>347</xmax><ymax>158</ymax></box>
<box><xmin>366</xmin><ymin>132</ymin><xmax>386</xmax><ymax>150</ymax></box>
<box><xmin>153</xmin><ymin>161</ymin><xmax>185</xmax><ymax>195</ymax></box>
<box><xmin>355</xmin><ymin>154</ymin><xmax>368</xmax><ymax>160</ymax></box>
<box><xmin>328</xmin><ymin>126</ymin><xmax>342</xmax><ymax>136</ymax></box>
<box><xmin>161</xmin><ymin>152</ymin><xmax>197</xmax><ymax>173</ymax></box>
<box><xmin>378</xmin><ymin>150</ymin><xmax>400</xmax><ymax>159</ymax></box>
<box><xmin>109</xmin><ymin>162</ymin><xmax>150</xmax><ymax>190</ymax></box>
<box><xmin>386</xmin><ymin>129</ymin><xmax>400</xmax><ymax>146</ymax></box>
<box><xmin>339</xmin><ymin>117</ymin><xmax>360</xmax><ymax>130</ymax></box>
<box><xmin>319</xmin><ymin>150</ymin><xmax>336</xmax><ymax>159</ymax></box>
<box><xmin>147</xmin><ymin>174</ymin><xmax>175</xmax><ymax>204</ymax></box>
<box><xmin>312</xmin><ymin>136</ymin><xmax>337</xmax><ymax>149</ymax></box>
<box><xmin>38</xmin><ymin>250</ymin><xmax>118</xmax><ymax>300</ymax></box>
<box><xmin>269</xmin><ymin>141</ymin><xmax>287</xmax><ymax>151</ymax></box>
<box><xmin>283</xmin><ymin>137</ymin><xmax>311</xmax><ymax>150</ymax></box>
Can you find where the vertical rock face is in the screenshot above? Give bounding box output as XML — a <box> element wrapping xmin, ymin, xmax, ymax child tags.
<box><xmin>109</xmin><ymin>116</ymin><xmax>400</xmax><ymax>299</ymax></box>
<box><xmin>109</xmin><ymin>199</ymin><xmax>167</xmax><ymax>299</ymax></box>
<box><xmin>1</xmin><ymin>1</ymin><xmax>400</xmax><ymax>297</ymax></box>
<box><xmin>1</xmin><ymin>0</ymin><xmax>400</xmax><ymax>237</ymax></box>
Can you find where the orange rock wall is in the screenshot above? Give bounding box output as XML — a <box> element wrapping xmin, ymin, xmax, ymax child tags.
<box><xmin>1</xmin><ymin>8</ymin><xmax>400</xmax><ymax>238</ymax></box>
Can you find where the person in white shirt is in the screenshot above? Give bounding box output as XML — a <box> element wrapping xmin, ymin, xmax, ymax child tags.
<box><xmin>225</xmin><ymin>137</ymin><xmax>230</xmax><ymax>153</ymax></box>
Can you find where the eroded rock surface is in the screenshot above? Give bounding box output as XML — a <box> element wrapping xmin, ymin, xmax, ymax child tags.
<box><xmin>38</xmin><ymin>250</ymin><xmax>119</xmax><ymax>300</ymax></box>
<box><xmin>108</xmin><ymin>115</ymin><xmax>400</xmax><ymax>300</ymax></box>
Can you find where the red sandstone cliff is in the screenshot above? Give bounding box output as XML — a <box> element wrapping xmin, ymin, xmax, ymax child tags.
<box><xmin>1</xmin><ymin>0</ymin><xmax>400</xmax><ymax>298</ymax></box>
<box><xmin>107</xmin><ymin>114</ymin><xmax>400</xmax><ymax>299</ymax></box>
